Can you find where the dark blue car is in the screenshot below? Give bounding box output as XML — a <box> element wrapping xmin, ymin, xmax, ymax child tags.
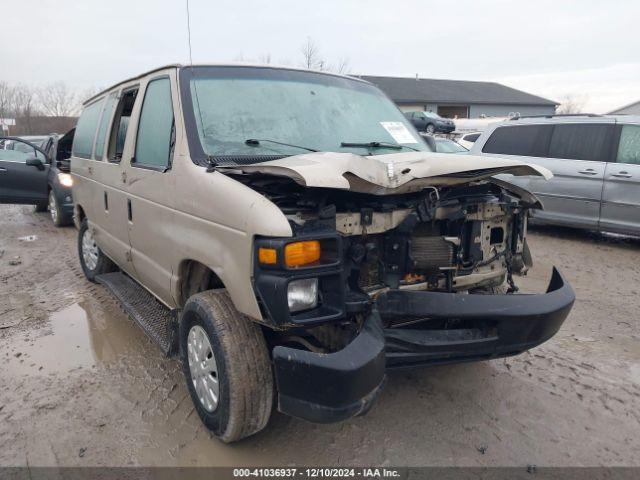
<box><xmin>404</xmin><ymin>110</ymin><xmax>456</xmax><ymax>134</ymax></box>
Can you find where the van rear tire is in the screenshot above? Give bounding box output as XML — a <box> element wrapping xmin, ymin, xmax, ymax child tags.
<box><xmin>78</xmin><ymin>218</ymin><xmax>117</xmax><ymax>282</ymax></box>
<box><xmin>180</xmin><ymin>290</ymin><xmax>273</xmax><ymax>443</ymax></box>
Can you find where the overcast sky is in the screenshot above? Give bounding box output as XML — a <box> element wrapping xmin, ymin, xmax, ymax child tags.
<box><xmin>2</xmin><ymin>0</ymin><xmax>638</xmax><ymax>113</ymax></box>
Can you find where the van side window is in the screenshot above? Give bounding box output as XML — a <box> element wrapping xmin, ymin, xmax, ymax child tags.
<box><xmin>108</xmin><ymin>88</ymin><xmax>139</xmax><ymax>162</ymax></box>
<box><xmin>548</xmin><ymin>124</ymin><xmax>613</xmax><ymax>162</ymax></box>
<box><xmin>72</xmin><ymin>98</ymin><xmax>105</xmax><ymax>159</ymax></box>
<box><xmin>616</xmin><ymin>125</ymin><xmax>640</xmax><ymax>165</ymax></box>
<box><xmin>482</xmin><ymin>125</ymin><xmax>552</xmax><ymax>157</ymax></box>
<box><xmin>133</xmin><ymin>77</ymin><xmax>175</xmax><ymax>170</ymax></box>
<box><xmin>94</xmin><ymin>92</ymin><xmax>118</xmax><ymax>160</ymax></box>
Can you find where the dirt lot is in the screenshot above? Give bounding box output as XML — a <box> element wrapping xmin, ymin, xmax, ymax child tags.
<box><xmin>1</xmin><ymin>203</ymin><xmax>639</xmax><ymax>467</ymax></box>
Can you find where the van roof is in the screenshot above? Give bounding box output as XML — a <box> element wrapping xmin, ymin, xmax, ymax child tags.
<box><xmin>83</xmin><ymin>63</ymin><xmax>372</xmax><ymax>106</ymax></box>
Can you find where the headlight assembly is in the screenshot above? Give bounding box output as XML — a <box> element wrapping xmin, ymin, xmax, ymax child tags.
<box><xmin>58</xmin><ymin>173</ymin><xmax>73</xmax><ymax>187</ymax></box>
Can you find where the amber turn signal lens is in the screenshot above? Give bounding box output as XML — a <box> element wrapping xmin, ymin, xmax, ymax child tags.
<box><xmin>284</xmin><ymin>241</ymin><xmax>321</xmax><ymax>268</ymax></box>
<box><xmin>258</xmin><ymin>247</ymin><xmax>277</xmax><ymax>265</ymax></box>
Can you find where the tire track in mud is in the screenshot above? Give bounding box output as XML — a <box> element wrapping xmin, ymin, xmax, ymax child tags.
<box><xmin>501</xmin><ymin>345</ymin><xmax>640</xmax><ymax>425</ymax></box>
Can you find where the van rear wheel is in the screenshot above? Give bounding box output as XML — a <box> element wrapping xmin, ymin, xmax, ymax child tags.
<box><xmin>78</xmin><ymin>218</ymin><xmax>116</xmax><ymax>281</ymax></box>
<box><xmin>180</xmin><ymin>290</ymin><xmax>273</xmax><ymax>443</ymax></box>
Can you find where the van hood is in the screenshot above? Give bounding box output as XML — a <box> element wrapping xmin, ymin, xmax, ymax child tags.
<box><xmin>218</xmin><ymin>151</ymin><xmax>552</xmax><ymax>195</ymax></box>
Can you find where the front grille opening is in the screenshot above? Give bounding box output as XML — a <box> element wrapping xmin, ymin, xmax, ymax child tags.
<box><xmin>490</xmin><ymin>227</ymin><xmax>504</xmax><ymax>245</ymax></box>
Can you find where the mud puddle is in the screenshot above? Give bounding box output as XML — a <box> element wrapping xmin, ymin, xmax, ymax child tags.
<box><xmin>5</xmin><ymin>300</ymin><xmax>144</xmax><ymax>377</ymax></box>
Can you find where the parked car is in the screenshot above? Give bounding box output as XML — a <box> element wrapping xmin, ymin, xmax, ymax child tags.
<box><xmin>404</xmin><ymin>110</ymin><xmax>455</xmax><ymax>134</ymax></box>
<box><xmin>434</xmin><ymin>137</ymin><xmax>468</xmax><ymax>153</ymax></box>
<box><xmin>70</xmin><ymin>65</ymin><xmax>574</xmax><ymax>442</ymax></box>
<box><xmin>470</xmin><ymin>114</ymin><xmax>640</xmax><ymax>235</ymax></box>
<box><xmin>0</xmin><ymin>137</ymin><xmax>50</xmax><ymax>208</ymax></box>
<box><xmin>456</xmin><ymin>131</ymin><xmax>482</xmax><ymax>150</ymax></box>
<box><xmin>0</xmin><ymin>132</ymin><xmax>75</xmax><ymax>226</ymax></box>
<box><xmin>4</xmin><ymin>135</ymin><xmax>50</xmax><ymax>154</ymax></box>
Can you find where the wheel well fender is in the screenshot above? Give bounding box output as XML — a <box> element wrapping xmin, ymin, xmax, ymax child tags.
<box><xmin>73</xmin><ymin>204</ymin><xmax>85</xmax><ymax>229</ymax></box>
<box><xmin>175</xmin><ymin>260</ymin><xmax>225</xmax><ymax>308</ymax></box>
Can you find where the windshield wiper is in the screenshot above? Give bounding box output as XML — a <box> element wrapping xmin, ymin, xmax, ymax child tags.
<box><xmin>245</xmin><ymin>138</ymin><xmax>318</xmax><ymax>152</ymax></box>
<box><xmin>340</xmin><ymin>141</ymin><xmax>420</xmax><ymax>152</ymax></box>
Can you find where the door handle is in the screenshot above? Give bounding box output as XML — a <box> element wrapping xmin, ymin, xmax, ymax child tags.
<box><xmin>611</xmin><ymin>172</ymin><xmax>632</xmax><ymax>178</ymax></box>
<box><xmin>0</xmin><ymin>167</ymin><xmax>7</xmax><ymax>172</ymax></box>
<box><xmin>127</xmin><ymin>199</ymin><xmax>132</xmax><ymax>221</ymax></box>
<box><xmin>578</xmin><ymin>169</ymin><xmax>598</xmax><ymax>175</ymax></box>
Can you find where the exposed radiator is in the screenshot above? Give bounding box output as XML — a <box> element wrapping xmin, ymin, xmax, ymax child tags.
<box><xmin>410</xmin><ymin>235</ymin><xmax>454</xmax><ymax>273</ymax></box>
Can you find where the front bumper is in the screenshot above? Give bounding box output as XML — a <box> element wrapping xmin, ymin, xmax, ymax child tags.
<box><xmin>53</xmin><ymin>185</ymin><xmax>74</xmax><ymax>215</ymax></box>
<box><xmin>273</xmin><ymin>309</ymin><xmax>386</xmax><ymax>423</ymax></box>
<box><xmin>271</xmin><ymin>267</ymin><xmax>574</xmax><ymax>423</ymax></box>
<box><xmin>378</xmin><ymin>267</ymin><xmax>575</xmax><ymax>368</ymax></box>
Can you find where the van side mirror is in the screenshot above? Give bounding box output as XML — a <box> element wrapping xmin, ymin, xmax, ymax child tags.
<box><xmin>26</xmin><ymin>157</ymin><xmax>45</xmax><ymax>170</ymax></box>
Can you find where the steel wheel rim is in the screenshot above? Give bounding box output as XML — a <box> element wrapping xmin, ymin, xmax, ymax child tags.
<box><xmin>49</xmin><ymin>192</ymin><xmax>58</xmax><ymax>223</ymax></box>
<box><xmin>187</xmin><ymin>325</ymin><xmax>219</xmax><ymax>412</ymax></box>
<box><xmin>81</xmin><ymin>228</ymin><xmax>99</xmax><ymax>271</ymax></box>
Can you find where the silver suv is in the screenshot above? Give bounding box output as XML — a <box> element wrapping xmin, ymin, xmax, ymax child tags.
<box><xmin>470</xmin><ymin>114</ymin><xmax>640</xmax><ymax>235</ymax></box>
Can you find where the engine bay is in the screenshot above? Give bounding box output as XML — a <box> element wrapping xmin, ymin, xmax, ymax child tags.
<box><xmin>235</xmin><ymin>173</ymin><xmax>533</xmax><ymax>297</ymax></box>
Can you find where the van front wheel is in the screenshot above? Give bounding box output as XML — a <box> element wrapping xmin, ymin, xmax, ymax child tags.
<box><xmin>180</xmin><ymin>290</ymin><xmax>273</xmax><ymax>443</ymax></box>
<box><xmin>78</xmin><ymin>219</ymin><xmax>116</xmax><ymax>281</ymax></box>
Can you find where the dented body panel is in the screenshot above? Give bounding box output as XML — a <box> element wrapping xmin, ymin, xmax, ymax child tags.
<box><xmin>218</xmin><ymin>151</ymin><xmax>552</xmax><ymax>194</ymax></box>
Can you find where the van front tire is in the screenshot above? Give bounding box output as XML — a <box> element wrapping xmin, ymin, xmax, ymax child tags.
<box><xmin>78</xmin><ymin>218</ymin><xmax>116</xmax><ymax>282</ymax></box>
<box><xmin>180</xmin><ymin>290</ymin><xmax>273</xmax><ymax>443</ymax></box>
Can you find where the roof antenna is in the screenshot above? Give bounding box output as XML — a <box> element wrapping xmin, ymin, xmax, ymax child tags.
<box><xmin>185</xmin><ymin>0</ymin><xmax>215</xmax><ymax>169</ymax></box>
<box><xmin>186</xmin><ymin>0</ymin><xmax>195</xmax><ymax>67</ymax></box>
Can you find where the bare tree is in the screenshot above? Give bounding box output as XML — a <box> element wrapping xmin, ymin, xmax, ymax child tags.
<box><xmin>300</xmin><ymin>37</ymin><xmax>322</xmax><ymax>70</ymax></box>
<box><xmin>556</xmin><ymin>94</ymin><xmax>589</xmax><ymax>114</ymax></box>
<box><xmin>333</xmin><ymin>57</ymin><xmax>351</xmax><ymax>75</ymax></box>
<box><xmin>72</xmin><ymin>86</ymin><xmax>101</xmax><ymax>115</ymax></box>
<box><xmin>257</xmin><ymin>53</ymin><xmax>272</xmax><ymax>65</ymax></box>
<box><xmin>38</xmin><ymin>82</ymin><xmax>77</xmax><ymax>117</ymax></box>
<box><xmin>11</xmin><ymin>85</ymin><xmax>40</xmax><ymax>134</ymax></box>
<box><xmin>299</xmin><ymin>38</ymin><xmax>351</xmax><ymax>73</ymax></box>
<box><xmin>0</xmin><ymin>81</ymin><xmax>15</xmax><ymax>119</ymax></box>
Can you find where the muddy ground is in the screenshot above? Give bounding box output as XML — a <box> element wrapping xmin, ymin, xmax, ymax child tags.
<box><xmin>0</xmin><ymin>203</ymin><xmax>639</xmax><ymax>467</ymax></box>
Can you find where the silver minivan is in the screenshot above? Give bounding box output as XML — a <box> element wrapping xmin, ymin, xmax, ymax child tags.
<box><xmin>470</xmin><ymin>115</ymin><xmax>640</xmax><ymax>235</ymax></box>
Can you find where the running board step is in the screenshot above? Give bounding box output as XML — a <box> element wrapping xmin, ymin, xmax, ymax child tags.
<box><xmin>96</xmin><ymin>272</ymin><xmax>178</xmax><ymax>356</ymax></box>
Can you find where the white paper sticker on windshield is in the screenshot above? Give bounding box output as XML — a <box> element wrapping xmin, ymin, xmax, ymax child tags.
<box><xmin>380</xmin><ymin>121</ymin><xmax>419</xmax><ymax>144</ymax></box>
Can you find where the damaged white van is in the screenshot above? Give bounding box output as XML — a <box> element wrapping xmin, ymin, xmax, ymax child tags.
<box><xmin>70</xmin><ymin>65</ymin><xmax>575</xmax><ymax>442</ymax></box>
